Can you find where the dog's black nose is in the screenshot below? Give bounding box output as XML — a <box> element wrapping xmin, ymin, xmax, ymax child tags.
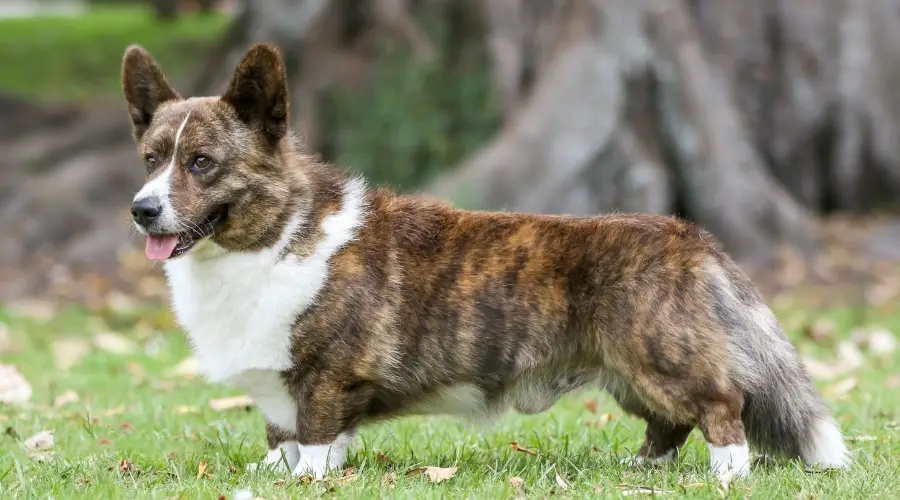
<box><xmin>131</xmin><ymin>197</ymin><xmax>162</xmax><ymax>226</ymax></box>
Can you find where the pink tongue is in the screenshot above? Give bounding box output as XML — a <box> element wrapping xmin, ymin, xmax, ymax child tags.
<box><xmin>145</xmin><ymin>235</ymin><xmax>180</xmax><ymax>261</ymax></box>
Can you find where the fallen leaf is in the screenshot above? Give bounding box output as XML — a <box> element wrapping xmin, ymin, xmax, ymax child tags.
<box><xmin>197</xmin><ymin>460</ymin><xmax>210</xmax><ymax>480</ymax></box>
<box><xmin>54</xmin><ymin>390</ymin><xmax>79</xmax><ymax>408</ymax></box>
<box><xmin>835</xmin><ymin>341</ymin><xmax>865</xmax><ymax>371</ymax></box>
<box><xmin>423</xmin><ymin>466</ymin><xmax>457</xmax><ymax>483</ymax></box>
<box><xmin>375</xmin><ymin>450</ymin><xmax>393</xmax><ymax>465</ymax></box>
<box><xmin>802</xmin><ymin>341</ymin><xmax>865</xmax><ymax>381</ymax></box>
<box><xmin>118</xmin><ymin>459</ymin><xmax>134</xmax><ymax>473</ymax></box>
<box><xmin>101</xmin><ymin>406</ymin><xmax>128</xmax><ymax>418</ymax></box>
<box><xmin>99</xmin><ymin>438</ymin><xmax>113</xmax><ymax>445</ymax></box>
<box><xmin>8</xmin><ymin>299</ymin><xmax>56</xmax><ymax>322</ymax></box>
<box><xmin>51</xmin><ymin>338</ymin><xmax>89</xmax><ymax>371</ymax></box>
<box><xmin>273</xmin><ymin>479</ymin><xmax>285</xmax><ymax>486</ymax></box>
<box><xmin>510</xmin><ymin>441</ymin><xmax>538</xmax><ymax>456</ymax></box>
<box><xmin>168</xmin><ymin>357</ymin><xmax>200</xmax><ymax>378</ymax></box>
<box><xmin>584</xmin><ymin>399</ymin><xmax>599</xmax><ymax>413</ymax></box>
<box><xmin>618</xmin><ymin>484</ymin><xmax>674</xmax><ymax>496</ymax></box>
<box><xmin>382</xmin><ymin>472</ymin><xmax>397</xmax><ymax>487</ymax></box>
<box><xmin>585</xmin><ymin>412</ymin><xmax>615</xmax><ymax>427</ymax></box>
<box><xmin>120</xmin><ymin>422</ymin><xmax>134</xmax><ymax>432</ymax></box>
<box><xmin>104</xmin><ymin>291</ymin><xmax>138</xmax><ymax>314</ymax></box>
<box><xmin>0</xmin><ymin>364</ymin><xmax>32</xmax><ymax>405</ymax></box>
<box><xmin>867</xmin><ymin>329</ymin><xmax>898</xmax><ymax>357</ymax></box>
<box><xmin>554</xmin><ymin>472</ymin><xmax>569</xmax><ymax>491</ymax></box>
<box><xmin>803</xmin><ymin>321</ymin><xmax>836</xmax><ymax>344</ymax></box>
<box><xmin>826</xmin><ymin>377</ymin><xmax>859</xmax><ymax>398</ymax></box>
<box><xmin>846</xmin><ymin>435</ymin><xmax>877</xmax><ymax>442</ymax></box>
<box><xmin>407</xmin><ymin>466</ymin><xmax>458</xmax><ymax>483</ymax></box>
<box><xmin>173</xmin><ymin>405</ymin><xmax>199</xmax><ymax>414</ymax></box>
<box><xmin>24</xmin><ymin>430</ymin><xmax>54</xmax><ymax>451</ymax></box>
<box><xmin>93</xmin><ymin>332</ymin><xmax>138</xmax><ymax>355</ymax></box>
<box><xmin>209</xmin><ymin>395</ymin><xmax>253</xmax><ymax>411</ymax></box>
<box><xmin>126</xmin><ymin>362</ymin><xmax>146</xmax><ymax>384</ymax></box>
<box><xmin>0</xmin><ymin>321</ymin><xmax>12</xmax><ymax>353</ymax></box>
<box><xmin>509</xmin><ymin>476</ymin><xmax>526</xmax><ymax>498</ymax></box>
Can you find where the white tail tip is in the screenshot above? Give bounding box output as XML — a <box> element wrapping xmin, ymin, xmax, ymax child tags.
<box><xmin>801</xmin><ymin>417</ymin><xmax>851</xmax><ymax>469</ymax></box>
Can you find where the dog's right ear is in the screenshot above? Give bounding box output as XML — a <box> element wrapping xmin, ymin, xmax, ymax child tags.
<box><xmin>121</xmin><ymin>45</ymin><xmax>181</xmax><ymax>140</ymax></box>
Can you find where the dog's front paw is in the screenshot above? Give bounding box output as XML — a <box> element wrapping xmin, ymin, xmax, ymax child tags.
<box><xmin>290</xmin><ymin>443</ymin><xmax>345</xmax><ymax>479</ymax></box>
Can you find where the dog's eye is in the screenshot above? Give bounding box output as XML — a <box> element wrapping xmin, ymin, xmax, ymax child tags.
<box><xmin>190</xmin><ymin>155</ymin><xmax>214</xmax><ymax>172</ymax></box>
<box><xmin>144</xmin><ymin>154</ymin><xmax>157</xmax><ymax>171</ymax></box>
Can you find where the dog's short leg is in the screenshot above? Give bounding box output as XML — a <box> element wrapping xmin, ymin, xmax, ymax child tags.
<box><xmin>699</xmin><ymin>391</ymin><xmax>750</xmax><ymax>478</ymax></box>
<box><xmin>264</xmin><ymin>422</ymin><xmax>300</xmax><ymax>472</ymax></box>
<box><xmin>292</xmin><ymin>379</ymin><xmax>368</xmax><ymax>479</ymax></box>
<box><xmin>633</xmin><ymin>418</ymin><xmax>694</xmax><ymax>466</ymax></box>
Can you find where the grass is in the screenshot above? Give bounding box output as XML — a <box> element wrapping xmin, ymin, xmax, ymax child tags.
<box><xmin>0</xmin><ymin>5</ymin><xmax>229</xmax><ymax>102</ymax></box>
<box><xmin>0</xmin><ymin>302</ymin><xmax>899</xmax><ymax>499</ymax></box>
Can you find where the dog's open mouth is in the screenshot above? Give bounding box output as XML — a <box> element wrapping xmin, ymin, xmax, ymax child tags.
<box><xmin>144</xmin><ymin>205</ymin><xmax>228</xmax><ymax>261</ymax></box>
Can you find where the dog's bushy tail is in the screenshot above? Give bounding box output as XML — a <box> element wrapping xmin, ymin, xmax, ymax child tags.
<box><xmin>708</xmin><ymin>259</ymin><xmax>850</xmax><ymax>469</ymax></box>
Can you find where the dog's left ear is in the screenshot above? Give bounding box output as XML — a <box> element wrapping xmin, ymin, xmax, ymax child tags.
<box><xmin>222</xmin><ymin>43</ymin><xmax>289</xmax><ymax>145</ymax></box>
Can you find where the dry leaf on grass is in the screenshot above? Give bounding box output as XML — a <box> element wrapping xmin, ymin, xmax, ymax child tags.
<box><xmin>585</xmin><ymin>412</ymin><xmax>615</xmax><ymax>427</ymax></box>
<box><xmin>101</xmin><ymin>406</ymin><xmax>128</xmax><ymax>418</ymax></box>
<box><xmin>510</xmin><ymin>441</ymin><xmax>538</xmax><ymax>456</ymax></box>
<box><xmin>584</xmin><ymin>399</ymin><xmax>599</xmax><ymax>413</ymax></box>
<box><xmin>382</xmin><ymin>472</ymin><xmax>397</xmax><ymax>487</ymax></box>
<box><xmin>826</xmin><ymin>377</ymin><xmax>859</xmax><ymax>398</ymax></box>
<box><xmin>209</xmin><ymin>395</ymin><xmax>253</xmax><ymax>411</ymax></box>
<box><xmin>173</xmin><ymin>405</ymin><xmax>199</xmax><ymax>415</ymax></box>
<box><xmin>375</xmin><ymin>450</ymin><xmax>393</xmax><ymax>465</ymax></box>
<box><xmin>846</xmin><ymin>435</ymin><xmax>877</xmax><ymax>442</ymax></box>
<box><xmin>168</xmin><ymin>357</ymin><xmax>200</xmax><ymax>378</ymax></box>
<box><xmin>845</xmin><ymin>326</ymin><xmax>898</xmax><ymax>362</ymax></box>
<box><xmin>554</xmin><ymin>472</ymin><xmax>569</xmax><ymax>491</ymax></box>
<box><xmin>118</xmin><ymin>459</ymin><xmax>135</xmax><ymax>473</ymax></box>
<box><xmin>0</xmin><ymin>364</ymin><xmax>32</xmax><ymax>405</ymax></box>
<box><xmin>54</xmin><ymin>390</ymin><xmax>79</xmax><ymax>408</ymax></box>
<box><xmin>802</xmin><ymin>341</ymin><xmax>864</xmax><ymax>381</ymax></box>
<box><xmin>618</xmin><ymin>484</ymin><xmax>674</xmax><ymax>496</ymax></box>
<box><xmin>93</xmin><ymin>332</ymin><xmax>138</xmax><ymax>355</ymax></box>
<box><xmin>407</xmin><ymin>466</ymin><xmax>458</xmax><ymax>483</ymax></box>
<box><xmin>126</xmin><ymin>362</ymin><xmax>146</xmax><ymax>384</ymax></box>
<box><xmin>52</xmin><ymin>338</ymin><xmax>89</xmax><ymax>371</ymax></box>
<box><xmin>509</xmin><ymin>476</ymin><xmax>526</xmax><ymax>498</ymax></box>
<box><xmin>0</xmin><ymin>322</ymin><xmax>12</xmax><ymax>353</ymax></box>
<box><xmin>8</xmin><ymin>299</ymin><xmax>57</xmax><ymax>322</ymax></box>
<box><xmin>24</xmin><ymin>430</ymin><xmax>54</xmax><ymax>452</ymax></box>
<box><xmin>197</xmin><ymin>460</ymin><xmax>211</xmax><ymax>480</ymax></box>
<box><xmin>803</xmin><ymin>321</ymin><xmax>836</xmax><ymax>344</ymax></box>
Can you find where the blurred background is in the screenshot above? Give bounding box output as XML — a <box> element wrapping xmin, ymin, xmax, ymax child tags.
<box><xmin>1</xmin><ymin>0</ymin><xmax>900</xmax><ymax>313</ymax></box>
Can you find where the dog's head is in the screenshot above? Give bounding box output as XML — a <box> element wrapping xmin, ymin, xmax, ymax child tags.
<box><xmin>122</xmin><ymin>43</ymin><xmax>297</xmax><ymax>260</ymax></box>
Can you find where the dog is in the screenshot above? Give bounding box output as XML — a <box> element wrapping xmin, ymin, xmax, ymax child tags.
<box><xmin>122</xmin><ymin>42</ymin><xmax>850</xmax><ymax>479</ymax></box>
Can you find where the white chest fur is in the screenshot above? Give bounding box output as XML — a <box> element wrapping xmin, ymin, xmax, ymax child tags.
<box><xmin>162</xmin><ymin>179</ymin><xmax>366</xmax><ymax>430</ymax></box>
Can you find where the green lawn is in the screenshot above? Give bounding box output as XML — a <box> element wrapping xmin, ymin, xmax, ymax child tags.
<box><xmin>0</xmin><ymin>302</ymin><xmax>898</xmax><ymax>499</ymax></box>
<box><xmin>0</xmin><ymin>6</ymin><xmax>229</xmax><ymax>102</ymax></box>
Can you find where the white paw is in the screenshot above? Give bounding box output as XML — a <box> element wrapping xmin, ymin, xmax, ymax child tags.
<box><xmin>707</xmin><ymin>443</ymin><xmax>750</xmax><ymax>478</ymax></box>
<box><xmin>290</xmin><ymin>438</ymin><xmax>351</xmax><ymax>479</ymax></box>
<box><xmin>246</xmin><ymin>441</ymin><xmax>301</xmax><ymax>473</ymax></box>
<box><xmin>620</xmin><ymin>449</ymin><xmax>675</xmax><ymax>468</ymax></box>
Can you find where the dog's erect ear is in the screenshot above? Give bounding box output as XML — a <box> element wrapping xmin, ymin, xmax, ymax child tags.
<box><xmin>222</xmin><ymin>43</ymin><xmax>289</xmax><ymax>145</ymax></box>
<box><xmin>121</xmin><ymin>45</ymin><xmax>181</xmax><ymax>141</ymax></box>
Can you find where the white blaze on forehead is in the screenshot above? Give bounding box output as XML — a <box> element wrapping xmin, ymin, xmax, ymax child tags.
<box><xmin>133</xmin><ymin>110</ymin><xmax>193</xmax><ymax>229</ymax></box>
